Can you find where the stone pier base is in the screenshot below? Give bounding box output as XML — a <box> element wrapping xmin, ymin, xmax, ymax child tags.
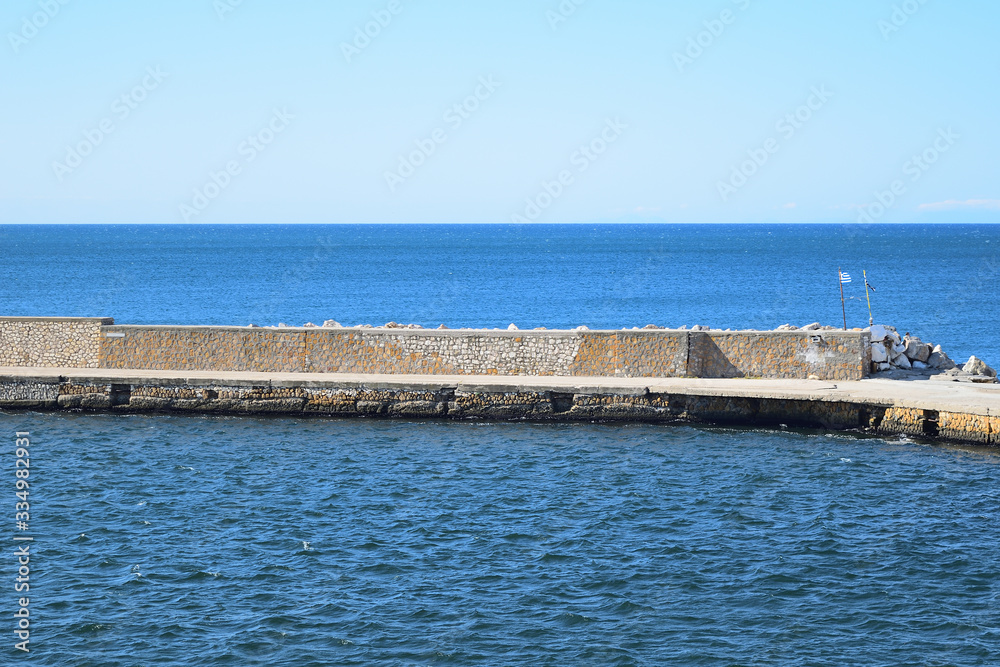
<box><xmin>2</xmin><ymin>369</ymin><xmax>997</xmax><ymax>446</ymax></box>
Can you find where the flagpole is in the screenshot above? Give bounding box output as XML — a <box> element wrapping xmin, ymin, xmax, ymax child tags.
<box><xmin>839</xmin><ymin>267</ymin><xmax>847</xmax><ymax>331</ymax></box>
<box><xmin>863</xmin><ymin>269</ymin><xmax>873</xmax><ymax>327</ymax></box>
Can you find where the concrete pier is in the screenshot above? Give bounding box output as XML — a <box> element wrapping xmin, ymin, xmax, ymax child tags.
<box><xmin>3</xmin><ymin>367</ymin><xmax>998</xmax><ymax>446</ymax></box>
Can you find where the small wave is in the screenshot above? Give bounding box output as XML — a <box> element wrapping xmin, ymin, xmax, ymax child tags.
<box><xmin>557</xmin><ymin>612</ymin><xmax>596</xmax><ymax>626</ymax></box>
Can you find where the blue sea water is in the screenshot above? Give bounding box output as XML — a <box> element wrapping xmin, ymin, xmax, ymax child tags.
<box><xmin>1</xmin><ymin>223</ymin><xmax>998</xmax><ymax>361</ymax></box>
<box><xmin>5</xmin><ymin>415</ymin><xmax>1000</xmax><ymax>666</ymax></box>
<box><xmin>2</xmin><ymin>224</ymin><xmax>1000</xmax><ymax>665</ymax></box>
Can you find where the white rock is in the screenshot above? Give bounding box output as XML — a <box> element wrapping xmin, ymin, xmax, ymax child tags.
<box><xmin>871</xmin><ymin>342</ymin><xmax>889</xmax><ymax>363</ymax></box>
<box><xmin>895</xmin><ymin>355</ymin><xmax>912</xmax><ymax>369</ymax></box>
<box><xmin>802</xmin><ymin>322</ymin><xmax>822</xmax><ymax>331</ymax></box>
<box><xmin>869</xmin><ymin>325</ymin><xmax>888</xmax><ymax>340</ymax></box>
<box><xmin>303</xmin><ymin>322</ymin><xmax>317</xmax><ymax>328</ymax></box>
<box><xmin>927</xmin><ymin>351</ymin><xmax>957</xmax><ymax>370</ymax></box>
<box><xmin>963</xmin><ymin>356</ymin><xmax>997</xmax><ymax>377</ymax></box>
<box><xmin>912</xmin><ymin>360</ymin><xmax>928</xmax><ymax>370</ymax></box>
<box><xmin>877</xmin><ymin>362</ymin><xmax>892</xmax><ymax>372</ymax></box>
<box><xmin>323</xmin><ymin>320</ymin><xmax>342</xmax><ymax>328</ymax></box>
<box><xmin>903</xmin><ymin>337</ymin><xmax>931</xmax><ymax>362</ymax></box>
<box><xmin>508</xmin><ymin>323</ymin><xmax>519</xmax><ymax>330</ymax></box>
<box><xmin>575</xmin><ymin>325</ymin><xmax>589</xmax><ymax>331</ymax></box>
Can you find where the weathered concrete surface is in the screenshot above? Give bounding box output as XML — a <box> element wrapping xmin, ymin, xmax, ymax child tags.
<box><xmin>2</xmin><ymin>367</ymin><xmax>998</xmax><ymax>445</ymax></box>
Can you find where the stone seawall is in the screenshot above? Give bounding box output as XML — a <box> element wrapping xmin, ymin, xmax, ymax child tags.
<box><xmin>0</xmin><ymin>318</ymin><xmax>871</xmax><ymax>381</ymax></box>
<box><xmin>95</xmin><ymin>325</ymin><xmax>870</xmax><ymax>381</ymax></box>
<box><xmin>2</xmin><ymin>370</ymin><xmax>996</xmax><ymax>446</ymax></box>
<box><xmin>0</xmin><ymin>317</ymin><xmax>112</xmax><ymax>368</ymax></box>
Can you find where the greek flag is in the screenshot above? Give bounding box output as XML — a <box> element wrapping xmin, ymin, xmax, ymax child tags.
<box><xmin>840</xmin><ymin>272</ymin><xmax>852</xmax><ymax>284</ymax></box>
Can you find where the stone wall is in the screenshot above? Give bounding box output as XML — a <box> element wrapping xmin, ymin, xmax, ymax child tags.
<box><xmin>96</xmin><ymin>325</ymin><xmax>869</xmax><ymax>381</ymax></box>
<box><xmin>0</xmin><ymin>317</ymin><xmax>870</xmax><ymax>380</ymax></box>
<box><xmin>690</xmin><ymin>332</ymin><xmax>871</xmax><ymax>380</ymax></box>
<box><xmin>0</xmin><ymin>317</ymin><xmax>112</xmax><ymax>369</ymax></box>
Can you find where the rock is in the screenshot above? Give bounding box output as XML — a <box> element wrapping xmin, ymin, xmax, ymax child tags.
<box><xmin>869</xmin><ymin>324</ymin><xmax>888</xmax><ymax>340</ymax></box>
<box><xmin>303</xmin><ymin>322</ymin><xmax>317</xmax><ymax>328</ymax></box>
<box><xmin>322</xmin><ymin>320</ymin><xmax>342</xmax><ymax>328</ymax></box>
<box><xmin>406</xmin><ymin>324</ymin><xmax>424</xmax><ymax>329</ymax></box>
<box><xmin>278</xmin><ymin>323</ymin><xmax>288</xmax><ymax>328</ymax></box>
<box><xmin>248</xmin><ymin>324</ymin><xmax>260</xmax><ymax>328</ymax></box>
<box><xmin>643</xmin><ymin>324</ymin><xmax>661</xmax><ymax>330</ymax></box>
<box><xmin>877</xmin><ymin>362</ymin><xmax>892</xmax><ymax>372</ymax></box>
<box><xmin>903</xmin><ymin>337</ymin><xmax>931</xmax><ymax>362</ymax></box>
<box><xmin>575</xmin><ymin>325</ymin><xmax>590</xmax><ymax>331</ymax></box>
<box><xmin>912</xmin><ymin>360</ymin><xmax>929</xmax><ymax>370</ymax></box>
<box><xmin>677</xmin><ymin>325</ymin><xmax>688</xmax><ymax>330</ymax></box>
<box><xmin>894</xmin><ymin>354</ymin><xmax>912</xmax><ymax>370</ymax></box>
<box><xmin>871</xmin><ymin>342</ymin><xmax>889</xmax><ymax>363</ymax></box>
<box><xmin>508</xmin><ymin>323</ymin><xmax>519</xmax><ymax>330</ymax></box>
<box><xmin>691</xmin><ymin>325</ymin><xmax>709</xmax><ymax>331</ymax></box>
<box><xmin>384</xmin><ymin>322</ymin><xmax>402</xmax><ymax>329</ymax></box>
<box><xmin>437</xmin><ymin>324</ymin><xmax>449</xmax><ymax>329</ymax></box>
<box><xmin>927</xmin><ymin>351</ymin><xmax>957</xmax><ymax>370</ymax></box>
<box><xmin>807</xmin><ymin>374</ymin><xmax>820</xmax><ymax>380</ymax></box>
<box><xmin>963</xmin><ymin>356</ymin><xmax>997</xmax><ymax>377</ymax></box>
<box><xmin>801</xmin><ymin>322</ymin><xmax>822</xmax><ymax>331</ymax></box>
<box><xmin>776</xmin><ymin>324</ymin><xmax>798</xmax><ymax>331</ymax></box>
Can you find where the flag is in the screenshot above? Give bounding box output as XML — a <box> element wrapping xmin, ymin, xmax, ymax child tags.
<box><xmin>840</xmin><ymin>272</ymin><xmax>852</xmax><ymax>284</ymax></box>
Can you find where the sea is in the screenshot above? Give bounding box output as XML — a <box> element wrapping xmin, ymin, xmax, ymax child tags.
<box><xmin>1</xmin><ymin>224</ymin><xmax>999</xmax><ymax>665</ymax></box>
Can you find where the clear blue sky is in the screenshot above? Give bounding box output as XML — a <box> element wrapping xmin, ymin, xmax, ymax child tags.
<box><xmin>1</xmin><ymin>0</ymin><xmax>997</xmax><ymax>223</ymax></box>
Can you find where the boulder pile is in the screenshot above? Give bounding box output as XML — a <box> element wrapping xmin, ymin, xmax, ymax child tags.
<box><xmin>868</xmin><ymin>324</ymin><xmax>953</xmax><ymax>372</ymax></box>
<box><xmin>866</xmin><ymin>324</ymin><xmax>995</xmax><ymax>382</ymax></box>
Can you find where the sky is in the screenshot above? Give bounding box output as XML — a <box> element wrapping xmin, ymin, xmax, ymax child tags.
<box><xmin>1</xmin><ymin>0</ymin><xmax>998</xmax><ymax>224</ymax></box>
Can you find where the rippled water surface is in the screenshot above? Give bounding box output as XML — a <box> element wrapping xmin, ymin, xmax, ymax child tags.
<box><xmin>8</xmin><ymin>412</ymin><xmax>1000</xmax><ymax>665</ymax></box>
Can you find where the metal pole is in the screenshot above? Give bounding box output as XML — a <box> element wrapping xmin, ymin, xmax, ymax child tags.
<box><xmin>863</xmin><ymin>269</ymin><xmax>873</xmax><ymax>327</ymax></box>
<box><xmin>839</xmin><ymin>267</ymin><xmax>847</xmax><ymax>331</ymax></box>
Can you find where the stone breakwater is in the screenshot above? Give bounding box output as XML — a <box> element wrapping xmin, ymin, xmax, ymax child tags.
<box><xmin>1</xmin><ymin>317</ymin><xmax>872</xmax><ymax>381</ymax></box>
<box><xmin>866</xmin><ymin>324</ymin><xmax>996</xmax><ymax>382</ymax></box>
<box><xmin>2</xmin><ymin>370</ymin><xmax>998</xmax><ymax>446</ymax></box>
